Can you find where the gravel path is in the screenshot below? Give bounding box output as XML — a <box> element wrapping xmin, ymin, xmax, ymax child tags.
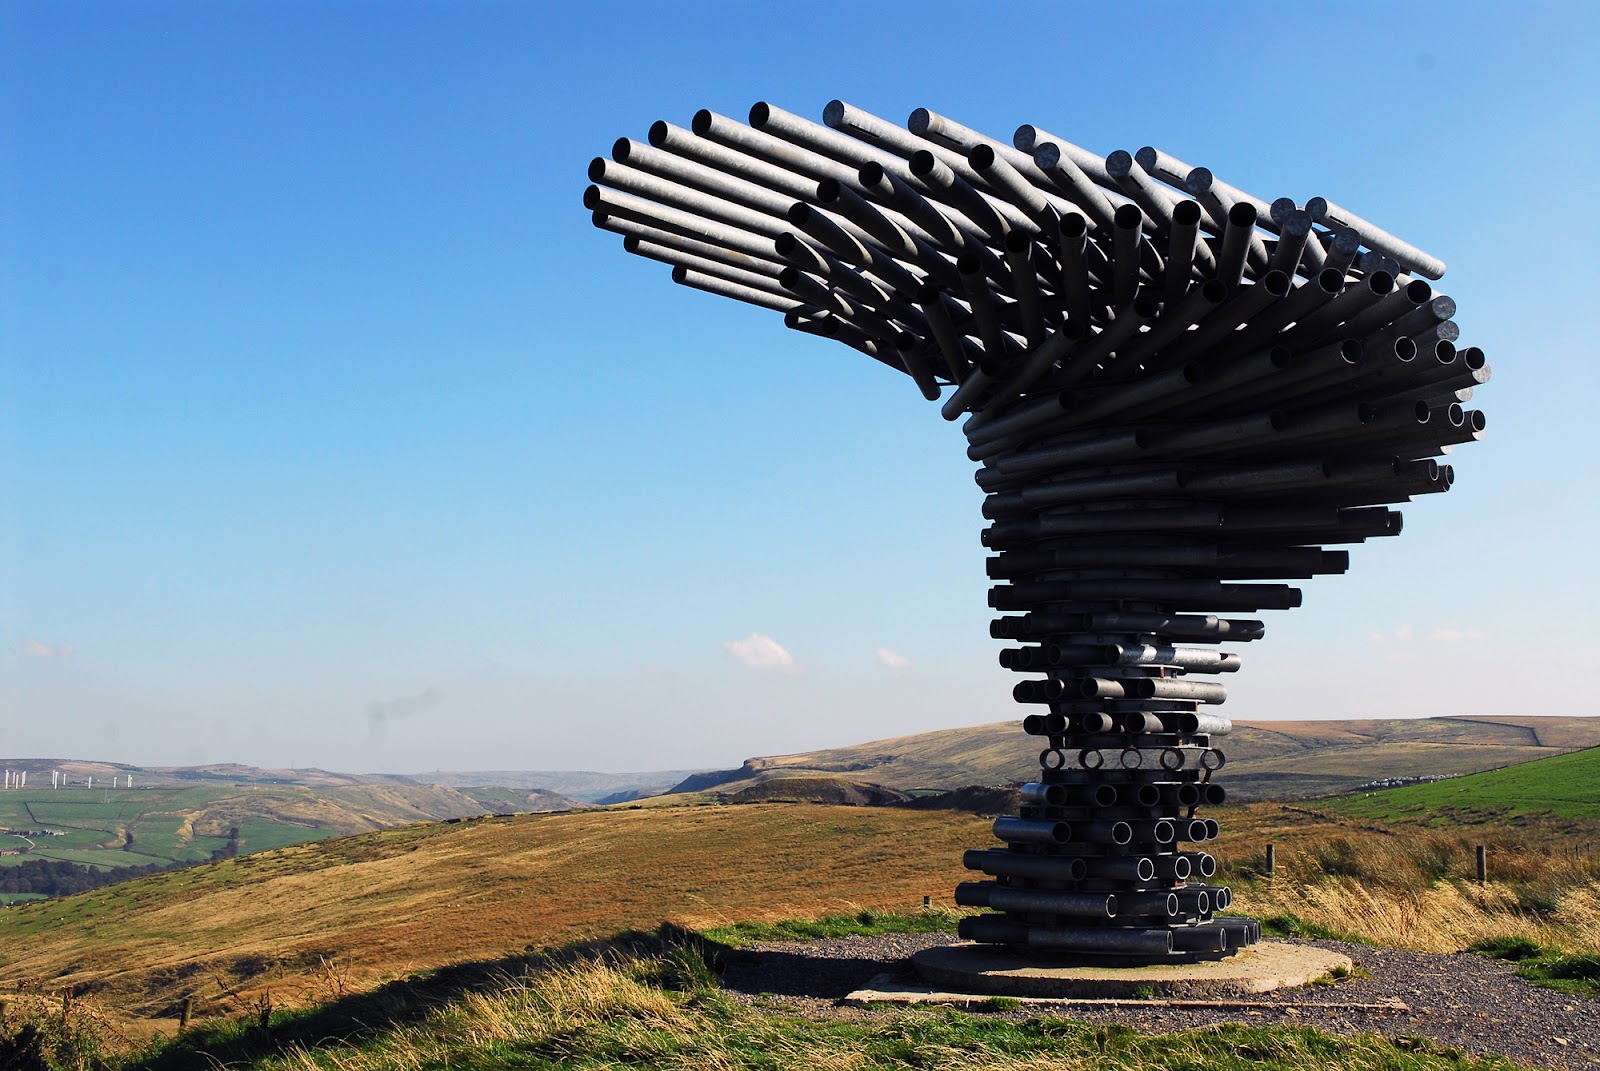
<box><xmin>718</xmin><ymin>933</ymin><xmax>1600</xmax><ymax>1071</ymax></box>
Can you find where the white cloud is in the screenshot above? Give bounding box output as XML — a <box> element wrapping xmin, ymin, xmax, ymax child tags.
<box><xmin>1428</xmin><ymin>628</ymin><xmax>1485</xmax><ymax>643</ymax></box>
<box><xmin>875</xmin><ymin>647</ymin><xmax>911</xmax><ymax>669</ymax></box>
<box><xmin>21</xmin><ymin>638</ymin><xmax>75</xmax><ymax>659</ymax></box>
<box><xmin>1368</xmin><ymin>624</ymin><xmax>1416</xmax><ymax>645</ymax></box>
<box><xmin>1369</xmin><ymin>624</ymin><xmax>1485</xmax><ymax>646</ymax></box>
<box><xmin>724</xmin><ymin>633</ymin><xmax>796</xmax><ymax>673</ymax></box>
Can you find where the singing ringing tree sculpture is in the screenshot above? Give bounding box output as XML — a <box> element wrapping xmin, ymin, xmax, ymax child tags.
<box><xmin>583</xmin><ymin>100</ymin><xmax>1484</xmax><ymax>963</ymax></box>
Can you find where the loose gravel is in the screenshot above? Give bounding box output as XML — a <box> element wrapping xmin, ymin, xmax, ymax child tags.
<box><xmin>718</xmin><ymin>933</ymin><xmax>1600</xmax><ymax>1071</ymax></box>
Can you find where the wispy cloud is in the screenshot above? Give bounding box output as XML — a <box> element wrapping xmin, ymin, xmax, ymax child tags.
<box><xmin>1369</xmin><ymin>624</ymin><xmax>1485</xmax><ymax>645</ymax></box>
<box><xmin>367</xmin><ymin>686</ymin><xmax>442</xmax><ymax>725</ymax></box>
<box><xmin>21</xmin><ymin>638</ymin><xmax>75</xmax><ymax>659</ymax></box>
<box><xmin>875</xmin><ymin>647</ymin><xmax>911</xmax><ymax>669</ymax></box>
<box><xmin>724</xmin><ymin>633</ymin><xmax>796</xmax><ymax>673</ymax></box>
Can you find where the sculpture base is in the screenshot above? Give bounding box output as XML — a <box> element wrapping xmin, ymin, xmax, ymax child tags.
<box><xmin>907</xmin><ymin>940</ymin><xmax>1351</xmax><ymax>999</ymax></box>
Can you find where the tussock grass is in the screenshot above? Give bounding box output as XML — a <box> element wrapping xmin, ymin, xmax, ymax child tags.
<box><xmin>125</xmin><ymin>939</ymin><xmax>1526</xmax><ymax>1071</ymax></box>
<box><xmin>705</xmin><ymin>908</ymin><xmax>961</xmax><ymax>945</ymax></box>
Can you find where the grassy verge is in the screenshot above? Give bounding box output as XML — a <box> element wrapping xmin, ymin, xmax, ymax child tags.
<box><xmin>97</xmin><ymin>930</ymin><xmax>1527</xmax><ymax>1071</ymax></box>
<box><xmin>1470</xmin><ymin>935</ymin><xmax>1600</xmax><ymax>999</ymax></box>
<box><xmin>703</xmin><ymin>907</ymin><xmax>960</xmax><ymax>945</ymax></box>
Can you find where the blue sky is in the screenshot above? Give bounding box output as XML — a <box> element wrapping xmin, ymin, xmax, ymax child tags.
<box><xmin>2</xmin><ymin>1</ymin><xmax>1596</xmax><ymax>773</ymax></box>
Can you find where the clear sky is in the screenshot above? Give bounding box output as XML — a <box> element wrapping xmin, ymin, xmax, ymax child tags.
<box><xmin>2</xmin><ymin>1</ymin><xmax>1597</xmax><ymax>774</ymax></box>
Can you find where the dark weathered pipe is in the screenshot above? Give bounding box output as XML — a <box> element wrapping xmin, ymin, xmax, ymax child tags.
<box><xmin>962</xmin><ymin>849</ymin><xmax>1087</xmax><ymax>882</ymax></box>
<box><xmin>672</xmin><ymin>266</ymin><xmax>801</xmax><ymax>313</ymax></box>
<box><xmin>1162</xmin><ymin>198</ymin><xmax>1204</xmax><ymax>308</ymax></box>
<box><xmin>1317</xmin><ymin>197</ymin><xmax>1446</xmax><ymax>279</ymax></box>
<box><xmin>1267</xmin><ymin>209</ymin><xmax>1313</xmax><ymax>277</ymax></box>
<box><xmin>909</xmin><ymin>148</ymin><xmax>1012</xmax><ymax>241</ymax></box>
<box><xmin>958</xmin><ymin>883</ymin><xmax>1119</xmax><ymax>917</ymax></box>
<box><xmin>1050</xmin><ymin>290</ymin><xmax>1161</xmax><ymax>390</ymax></box>
<box><xmin>1224</xmin><ymin>267</ymin><xmax>1345</xmax><ymax>354</ymax></box>
<box><xmin>585</xmin><ymin>184</ymin><xmax>778</xmax><ymax>262</ymax></box>
<box><xmin>1031</xmin><ymin>141</ymin><xmax>1118</xmax><ymax>232</ymax></box>
<box><xmin>1153</xmin><ymin>271</ymin><xmax>1291</xmax><ymax>367</ymax></box>
<box><xmin>993</xmin><ymin>816</ymin><xmax>1070</xmax><ymax>844</ymax></box>
<box><xmin>1283</xmin><ymin>270</ymin><xmax>1394</xmax><ymax>343</ymax></box>
<box><xmin>628</xmin><ymin>237</ymin><xmax>786</xmax><ymax>295</ymax></box>
<box><xmin>595</xmin><ymin>211</ymin><xmax>785</xmax><ymax>274</ymax></box>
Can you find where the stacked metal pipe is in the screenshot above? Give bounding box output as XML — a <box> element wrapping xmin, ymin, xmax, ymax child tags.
<box><xmin>584</xmin><ymin>100</ymin><xmax>1484</xmax><ymax>963</ymax></box>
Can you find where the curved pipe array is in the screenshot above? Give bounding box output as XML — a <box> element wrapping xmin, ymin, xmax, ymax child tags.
<box><xmin>584</xmin><ymin>100</ymin><xmax>1484</xmax><ymax>963</ymax></box>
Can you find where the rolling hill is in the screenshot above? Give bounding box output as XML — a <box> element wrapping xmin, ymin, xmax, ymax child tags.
<box><xmin>674</xmin><ymin>716</ymin><xmax>1600</xmax><ymax>802</ymax></box>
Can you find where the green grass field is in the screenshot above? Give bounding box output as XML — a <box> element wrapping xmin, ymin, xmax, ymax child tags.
<box><xmin>1319</xmin><ymin>745</ymin><xmax>1600</xmax><ymax>822</ymax></box>
<box><xmin>0</xmin><ymin>785</ymin><xmax>340</xmax><ymax>872</ymax></box>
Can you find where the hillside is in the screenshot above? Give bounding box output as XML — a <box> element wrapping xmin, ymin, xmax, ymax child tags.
<box><xmin>0</xmin><ymin>804</ymin><xmax>991</xmax><ymax>1022</ymax></box>
<box><xmin>1317</xmin><ymin>745</ymin><xmax>1600</xmax><ymax>822</ymax></box>
<box><xmin>0</xmin><ymin>780</ymin><xmax>501</xmax><ymax>874</ymax></box>
<box><xmin>678</xmin><ymin>716</ymin><xmax>1600</xmax><ymax>802</ymax></box>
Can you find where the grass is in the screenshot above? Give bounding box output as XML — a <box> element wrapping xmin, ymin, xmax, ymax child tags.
<box><xmin>1319</xmin><ymin>745</ymin><xmax>1600</xmax><ymax>822</ymax></box>
<box><xmin>99</xmin><ymin>933</ymin><xmax>1528</xmax><ymax>1071</ymax></box>
<box><xmin>1470</xmin><ymin>936</ymin><xmax>1600</xmax><ymax>999</ymax></box>
<box><xmin>705</xmin><ymin>908</ymin><xmax>961</xmax><ymax>945</ymax></box>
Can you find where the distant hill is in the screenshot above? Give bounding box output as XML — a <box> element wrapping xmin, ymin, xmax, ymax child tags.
<box><xmin>668</xmin><ymin>716</ymin><xmax>1600</xmax><ymax>803</ymax></box>
<box><xmin>417</xmin><ymin>769</ymin><xmax>711</xmax><ymax>803</ymax></box>
<box><xmin>1317</xmin><ymin>745</ymin><xmax>1600</xmax><ymax>822</ymax></box>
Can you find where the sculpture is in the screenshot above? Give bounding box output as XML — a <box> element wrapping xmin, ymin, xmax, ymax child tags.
<box><xmin>584</xmin><ymin>101</ymin><xmax>1483</xmax><ymax>962</ymax></box>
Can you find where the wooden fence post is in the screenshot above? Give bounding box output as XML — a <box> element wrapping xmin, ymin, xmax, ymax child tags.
<box><xmin>1476</xmin><ymin>844</ymin><xmax>1487</xmax><ymax>886</ymax></box>
<box><xmin>1265</xmin><ymin>843</ymin><xmax>1275</xmax><ymax>882</ymax></box>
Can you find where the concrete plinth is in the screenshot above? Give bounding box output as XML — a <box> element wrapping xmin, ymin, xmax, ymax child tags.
<box><xmin>906</xmin><ymin>940</ymin><xmax>1351</xmax><ymax>1000</ymax></box>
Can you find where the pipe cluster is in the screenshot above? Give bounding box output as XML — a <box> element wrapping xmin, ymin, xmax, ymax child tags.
<box><xmin>585</xmin><ymin>101</ymin><xmax>1483</xmax><ymax>963</ymax></box>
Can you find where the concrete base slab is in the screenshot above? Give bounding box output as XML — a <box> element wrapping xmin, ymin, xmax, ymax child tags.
<box><xmin>903</xmin><ymin>940</ymin><xmax>1352</xmax><ymax>1000</ymax></box>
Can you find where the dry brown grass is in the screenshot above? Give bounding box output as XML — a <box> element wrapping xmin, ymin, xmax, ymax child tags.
<box><xmin>4</xmin><ymin>795</ymin><xmax>1597</xmax><ymax>1038</ymax></box>
<box><xmin>0</xmin><ymin>804</ymin><xmax>989</xmax><ymax>1027</ymax></box>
